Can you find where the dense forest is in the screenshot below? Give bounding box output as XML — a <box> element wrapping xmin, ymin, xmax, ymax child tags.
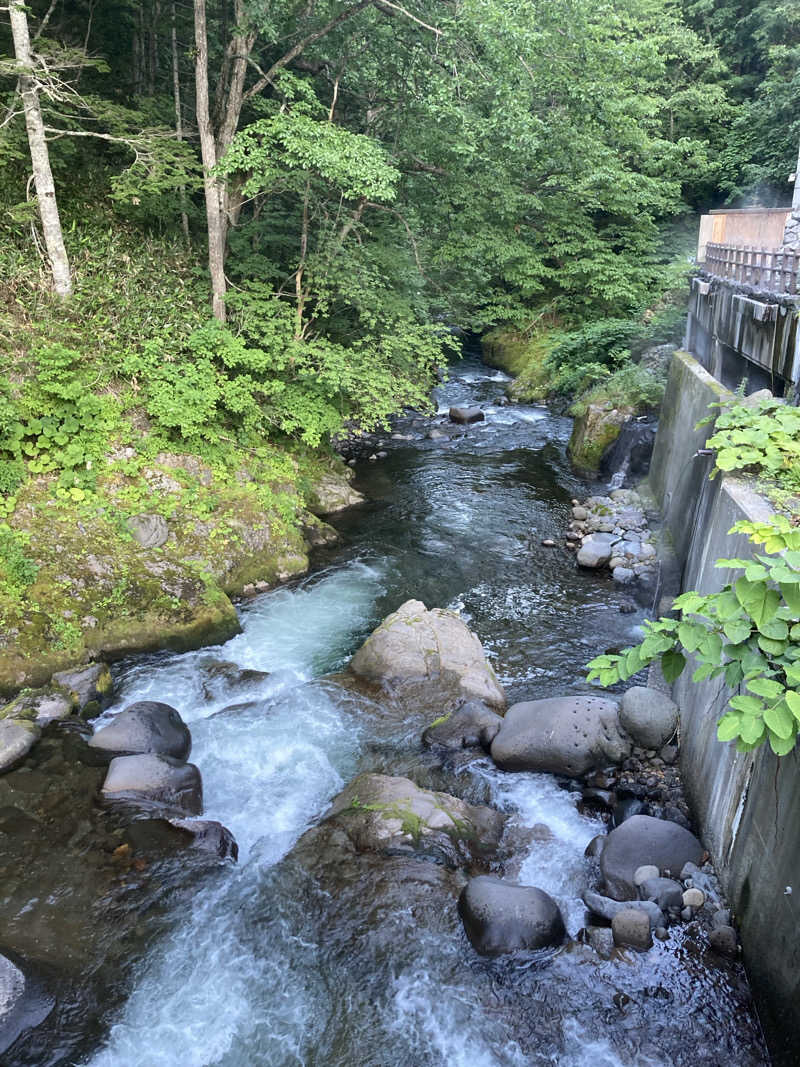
<box><xmin>0</xmin><ymin>0</ymin><xmax>799</xmax><ymax>674</ymax></box>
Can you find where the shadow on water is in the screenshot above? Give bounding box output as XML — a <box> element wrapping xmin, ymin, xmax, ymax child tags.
<box><xmin>5</xmin><ymin>352</ymin><xmax>769</xmax><ymax>1067</ymax></box>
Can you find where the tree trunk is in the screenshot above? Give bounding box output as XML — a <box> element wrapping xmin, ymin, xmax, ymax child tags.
<box><xmin>171</xmin><ymin>3</ymin><xmax>190</xmax><ymax>243</ymax></box>
<box><xmin>194</xmin><ymin>0</ymin><xmax>227</xmax><ymax>320</ymax></box>
<box><xmin>9</xmin><ymin>0</ymin><xmax>72</xmax><ymax>297</ymax></box>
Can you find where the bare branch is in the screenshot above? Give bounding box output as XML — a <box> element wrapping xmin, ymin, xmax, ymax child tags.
<box><xmin>373</xmin><ymin>0</ymin><xmax>440</xmax><ymax>35</ymax></box>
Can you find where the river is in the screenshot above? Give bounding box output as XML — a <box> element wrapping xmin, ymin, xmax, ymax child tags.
<box><xmin>9</xmin><ymin>352</ymin><xmax>768</xmax><ymax>1066</ymax></box>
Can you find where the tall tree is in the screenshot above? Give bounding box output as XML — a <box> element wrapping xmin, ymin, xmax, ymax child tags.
<box><xmin>8</xmin><ymin>0</ymin><xmax>72</xmax><ymax>296</ymax></box>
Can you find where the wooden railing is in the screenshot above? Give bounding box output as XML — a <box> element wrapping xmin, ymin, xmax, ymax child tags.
<box><xmin>703</xmin><ymin>242</ymin><xmax>799</xmax><ymax>294</ymax></box>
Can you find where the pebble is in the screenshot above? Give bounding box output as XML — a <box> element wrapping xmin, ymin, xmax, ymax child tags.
<box><xmin>541</xmin><ymin>539</ymin><xmax>556</xmax><ymax>547</ymax></box>
<box><xmin>612</xmin><ymin>909</ymin><xmax>652</xmax><ymax>951</ymax></box>
<box><xmin>654</xmin><ymin>926</ymin><xmax>670</xmax><ymax>941</ymax></box>
<box><xmin>709</xmin><ymin>925</ymin><xmax>738</xmax><ymax>958</ymax></box>
<box><xmin>634</xmin><ymin>864</ymin><xmax>660</xmax><ymax>886</ymax></box>
<box><xmin>612</xmin><ymin>567</ymin><xmax>634</xmax><ymax>583</ymax></box>
<box><xmin>711</xmin><ymin>908</ymin><xmax>731</xmax><ymax>929</ymax></box>
<box><xmin>683</xmin><ymin>888</ymin><xmax>706</xmax><ymax>910</ymax></box>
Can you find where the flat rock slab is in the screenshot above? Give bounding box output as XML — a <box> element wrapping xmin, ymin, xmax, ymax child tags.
<box><xmin>600</xmin><ymin>814</ymin><xmax>704</xmax><ymax>901</ymax></box>
<box><xmin>459</xmin><ymin>876</ymin><xmax>565</xmax><ymax>955</ymax></box>
<box><xmin>449</xmin><ymin>406</ymin><xmax>485</xmax><ymax>424</ymax></box>
<box><xmin>349</xmin><ymin>599</ymin><xmax>505</xmax><ymax>709</ymax></box>
<box><xmin>0</xmin><ymin>720</ymin><xmax>40</xmax><ymax>774</ymax></box>
<box><xmin>490</xmin><ymin>695</ymin><xmax>630</xmax><ymax>777</ymax></box>
<box><xmin>90</xmin><ymin>701</ymin><xmax>191</xmax><ymax>761</ymax></box>
<box><xmin>102</xmin><ymin>753</ymin><xmax>202</xmax><ymax>815</ymax></box>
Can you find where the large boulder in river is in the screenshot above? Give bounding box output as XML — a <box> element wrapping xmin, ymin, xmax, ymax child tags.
<box><xmin>619</xmin><ymin>687</ymin><xmax>679</xmax><ymax>749</ymax></box>
<box><xmin>449</xmin><ymin>406</ymin><xmax>485</xmax><ymax>425</ymax></box>
<box><xmin>316</xmin><ymin>773</ymin><xmax>505</xmax><ymax>869</ymax></box>
<box><xmin>89</xmin><ymin>701</ymin><xmax>191</xmax><ymax>761</ymax></box>
<box><xmin>308</xmin><ymin>469</ymin><xmax>364</xmax><ymax>515</ymax></box>
<box><xmin>490</xmin><ymin>695</ymin><xmax>630</xmax><ymax>777</ymax></box>
<box><xmin>458</xmin><ymin>876</ymin><xmax>565</xmax><ymax>955</ymax></box>
<box><xmin>101</xmin><ymin>753</ymin><xmax>203</xmax><ymax>815</ymax></box>
<box><xmin>422</xmin><ymin>700</ymin><xmax>503</xmax><ymax>751</ymax></box>
<box><xmin>349</xmin><ymin>600</ymin><xmax>505</xmax><ymax>710</ymax></box>
<box><xmin>599</xmin><ymin>814</ymin><xmax>704</xmax><ymax>901</ymax></box>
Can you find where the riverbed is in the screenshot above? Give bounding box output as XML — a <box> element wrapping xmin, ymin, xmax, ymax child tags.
<box><xmin>8</xmin><ymin>353</ymin><xmax>768</xmax><ymax>1066</ymax></box>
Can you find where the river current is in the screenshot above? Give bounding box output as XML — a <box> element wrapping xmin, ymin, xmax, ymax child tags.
<box><xmin>11</xmin><ymin>353</ymin><xmax>768</xmax><ymax>1066</ymax></box>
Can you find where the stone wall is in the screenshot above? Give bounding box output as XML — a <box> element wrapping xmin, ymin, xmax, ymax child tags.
<box><xmin>648</xmin><ymin>351</ymin><xmax>800</xmax><ymax>1066</ymax></box>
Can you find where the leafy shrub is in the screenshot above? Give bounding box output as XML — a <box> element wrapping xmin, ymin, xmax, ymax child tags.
<box><xmin>546</xmin><ymin>319</ymin><xmax>644</xmax><ymax>395</ymax></box>
<box><xmin>587</xmin><ymin>517</ymin><xmax>800</xmax><ymax>757</ymax></box>
<box><xmin>0</xmin><ymin>524</ymin><xmax>37</xmax><ymax>601</ymax></box>
<box><xmin>703</xmin><ymin>397</ymin><xmax>800</xmax><ymax>494</ymax></box>
<box><xmin>570</xmin><ymin>363</ymin><xmax>665</xmax><ymax>417</ymax></box>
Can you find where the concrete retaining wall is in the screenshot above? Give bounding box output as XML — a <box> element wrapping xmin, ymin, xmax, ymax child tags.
<box><xmin>649</xmin><ymin>352</ymin><xmax>800</xmax><ymax>1065</ymax></box>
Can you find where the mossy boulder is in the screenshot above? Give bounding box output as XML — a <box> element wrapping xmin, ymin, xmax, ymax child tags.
<box><xmin>568</xmin><ymin>402</ymin><xmax>632</xmax><ymax>472</ymax></box>
<box><xmin>481</xmin><ymin>327</ymin><xmax>556</xmax><ymax>401</ymax></box>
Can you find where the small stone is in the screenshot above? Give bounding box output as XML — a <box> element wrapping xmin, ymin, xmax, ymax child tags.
<box><xmin>572</xmin><ymin>506</ymin><xmax>589</xmax><ymax>521</ymax></box>
<box><xmin>612</xmin><ymin>909</ymin><xmax>652</xmax><ymax>951</ymax></box>
<box><xmin>377</xmin><ymin>451</ymin><xmax>388</xmax><ymax>458</ymax></box>
<box><xmin>612</xmin><ymin>567</ymin><xmax>634</xmax><ymax>584</ymax></box>
<box><xmin>541</xmin><ymin>539</ymin><xmax>556</xmax><ymax>547</ymax></box>
<box><xmin>654</xmin><ymin>926</ymin><xmax>669</xmax><ymax>941</ymax></box>
<box><xmin>682</xmin><ymin>887</ymin><xmax>705</xmax><ymax>909</ymax></box>
<box><xmin>659</xmin><ymin>744</ymin><xmax>678</xmax><ymax>765</ymax></box>
<box><xmin>0</xmin><ymin>720</ymin><xmax>40</xmax><ymax>773</ymax></box>
<box><xmin>618</xmin><ymin>597</ymin><xmax>637</xmax><ymax>614</ymax></box>
<box><xmin>680</xmin><ymin>906</ymin><xmax>693</xmax><ymax>922</ymax></box>
<box><xmin>609</xmin><ymin>556</ymin><xmax>625</xmax><ymax>570</ymax></box>
<box><xmin>711</xmin><ymin>908</ymin><xmax>731</xmax><ymax>929</ymax></box>
<box><xmin>709</xmin><ymin>925</ymin><xmax>738</xmax><ymax>958</ymax></box>
<box><xmin>634</xmin><ymin>864</ymin><xmax>660</xmax><ymax>887</ymax></box>
<box><xmin>588</xmin><ymin>926</ymin><xmax>615</xmax><ymax>959</ymax></box>
<box><xmin>368</xmin><ymin>454</ymin><xmax>377</xmax><ymax>461</ymax></box>
<box><xmin>680</xmin><ymin>862</ymin><xmax>700</xmax><ymax>882</ymax></box>
<box><xmin>640</xmin><ymin>877</ymin><xmax>683</xmax><ymax>910</ymax></box>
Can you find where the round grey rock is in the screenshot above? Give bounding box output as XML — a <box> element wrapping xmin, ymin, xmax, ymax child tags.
<box><xmin>89</xmin><ymin>701</ymin><xmax>191</xmax><ymax>761</ymax></box>
<box><xmin>612</xmin><ymin>566</ymin><xmax>635</xmax><ymax>584</ymax></box>
<box><xmin>577</xmin><ymin>536</ymin><xmax>615</xmax><ymax>568</ymax></box>
<box><xmin>640</xmin><ymin>877</ymin><xmax>684</xmax><ymax>910</ymax></box>
<box><xmin>599</xmin><ymin>814</ymin><xmax>704</xmax><ymax>901</ymax></box>
<box><xmin>459</xmin><ymin>876</ymin><xmax>565</xmax><ymax>955</ymax></box>
<box><xmin>682</xmin><ymin>887</ymin><xmax>705</xmax><ymax>909</ymax></box>
<box><xmin>634</xmin><ymin>864</ymin><xmax>660</xmax><ymax>886</ymax></box>
<box><xmin>709</xmin><ymin>925</ymin><xmax>738</xmax><ymax>958</ymax></box>
<box><xmin>490</xmin><ymin>695</ymin><xmax>630</xmax><ymax>778</ymax></box>
<box><xmin>101</xmin><ymin>753</ymin><xmax>202</xmax><ymax>814</ymax></box>
<box><xmin>620</xmin><ymin>687</ymin><xmax>679</xmax><ymax>749</ymax></box>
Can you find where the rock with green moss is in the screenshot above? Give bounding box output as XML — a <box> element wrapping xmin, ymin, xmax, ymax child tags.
<box><xmin>422</xmin><ymin>700</ymin><xmax>504</xmax><ymax>750</ymax></box>
<box><xmin>481</xmin><ymin>327</ymin><xmax>556</xmax><ymax>401</ymax></box>
<box><xmin>307</xmin><ymin>466</ymin><xmax>364</xmax><ymax>515</ymax></box>
<box><xmin>52</xmin><ymin>663</ymin><xmax>114</xmax><ymax>717</ymax></box>
<box><xmin>304</xmin><ymin>772</ymin><xmax>506</xmax><ymax>868</ymax></box>
<box><xmin>568</xmin><ymin>403</ymin><xmax>632</xmax><ymax>472</ymax></box>
<box><xmin>349</xmin><ymin>599</ymin><xmax>506</xmax><ymax>710</ymax></box>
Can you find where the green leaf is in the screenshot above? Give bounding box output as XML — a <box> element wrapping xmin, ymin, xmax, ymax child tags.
<box><xmin>734</xmin><ymin>578</ymin><xmax>780</xmax><ymax>629</ymax></box>
<box><xmin>767</xmin><ymin>731</ymin><xmax>797</xmax><ymax>757</ymax></box>
<box><xmin>730</xmin><ymin>694</ymin><xmax>764</xmax><ymax>715</ymax></box>
<box><xmin>723</xmin><ymin>619</ymin><xmax>751</xmax><ymax>644</ymax></box>
<box><xmin>763</xmin><ymin>701</ymin><xmax>794</xmax><ymax>740</ymax></box>
<box><xmin>717</xmin><ymin>713</ymin><xmax>741</xmax><ymax>742</ymax></box>
<box><xmin>746</xmin><ymin>677</ymin><xmax>783</xmax><ymax>699</ymax></box>
<box><xmin>780</xmin><ymin>583</ymin><xmax>800</xmax><ymax>615</ymax></box>
<box><xmin>660</xmin><ymin>649</ymin><xmax>686</xmax><ymax>684</ymax></box>
<box><xmin>758</xmin><ymin>618</ymin><xmax>789</xmax><ymax>641</ymax></box>
<box><xmin>738</xmin><ymin>715</ymin><xmax>765</xmax><ymax>745</ymax></box>
<box><xmin>758</xmin><ymin>636</ymin><xmax>788</xmax><ymax>656</ymax></box>
<box><xmin>785</xmin><ymin>690</ymin><xmax>800</xmax><ymax>723</ymax></box>
<box><xmin>677</xmin><ymin>621</ymin><xmax>705</xmax><ymax>652</ymax></box>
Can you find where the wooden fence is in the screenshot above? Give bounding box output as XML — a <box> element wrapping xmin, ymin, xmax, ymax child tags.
<box><xmin>703</xmin><ymin>242</ymin><xmax>799</xmax><ymax>294</ymax></box>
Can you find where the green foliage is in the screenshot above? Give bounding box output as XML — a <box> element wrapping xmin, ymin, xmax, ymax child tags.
<box><xmin>571</xmin><ymin>363</ymin><xmax>665</xmax><ymax>418</ymax></box>
<box><xmin>702</xmin><ymin>397</ymin><xmax>800</xmax><ymax>494</ymax></box>
<box><xmin>587</xmin><ymin>517</ymin><xmax>800</xmax><ymax>757</ymax></box>
<box><xmin>546</xmin><ymin>319</ymin><xmax>645</xmax><ymax>396</ymax></box>
<box><xmin>0</xmin><ymin>523</ymin><xmax>37</xmax><ymax>602</ymax></box>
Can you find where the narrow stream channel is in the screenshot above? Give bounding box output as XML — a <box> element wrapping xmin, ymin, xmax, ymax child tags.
<box><xmin>15</xmin><ymin>351</ymin><xmax>768</xmax><ymax>1066</ymax></box>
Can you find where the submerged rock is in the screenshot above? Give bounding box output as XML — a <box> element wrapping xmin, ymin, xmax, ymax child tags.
<box><xmin>101</xmin><ymin>753</ymin><xmax>202</xmax><ymax>815</ymax></box>
<box><xmin>89</xmin><ymin>701</ymin><xmax>191</xmax><ymax>761</ymax></box>
<box><xmin>599</xmin><ymin>815</ymin><xmax>704</xmax><ymax>901</ymax></box>
<box><xmin>0</xmin><ymin>953</ymin><xmax>54</xmax><ymax>1056</ymax></box>
<box><xmin>620</xmin><ymin>687</ymin><xmax>679</xmax><ymax>749</ymax></box>
<box><xmin>458</xmin><ymin>876</ymin><xmax>565</xmax><ymax>955</ymax></box>
<box><xmin>490</xmin><ymin>695</ymin><xmax>630</xmax><ymax>777</ymax></box>
<box><xmin>422</xmin><ymin>701</ymin><xmax>503</xmax><ymax>751</ymax></box>
<box><xmin>349</xmin><ymin>599</ymin><xmax>505</xmax><ymax>710</ymax></box>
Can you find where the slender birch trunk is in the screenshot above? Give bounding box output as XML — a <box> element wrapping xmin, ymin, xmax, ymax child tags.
<box><xmin>193</xmin><ymin>0</ymin><xmax>226</xmax><ymax>320</ymax></box>
<box><xmin>171</xmin><ymin>3</ymin><xmax>190</xmax><ymax>243</ymax></box>
<box><xmin>9</xmin><ymin>0</ymin><xmax>72</xmax><ymax>297</ymax></box>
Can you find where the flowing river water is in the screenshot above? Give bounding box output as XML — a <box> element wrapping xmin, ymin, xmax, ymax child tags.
<box><xmin>8</xmin><ymin>353</ymin><xmax>768</xmax><ymax>1066</ymax></box>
